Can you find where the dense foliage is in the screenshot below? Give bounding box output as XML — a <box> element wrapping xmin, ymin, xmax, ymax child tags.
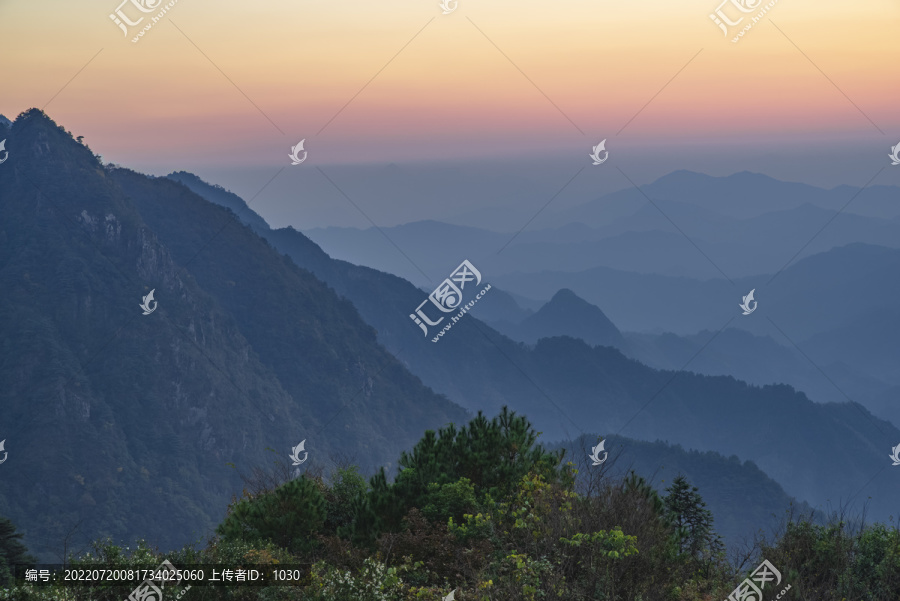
<box><xmin>3</xmin><ymin>409</ymin><xmax>899</xmax><ymax>600</ymax></box>
<box><xmin>216</xmin><ymin>477</ymin><xmax>326</xmax><ymax>554</ymax></box>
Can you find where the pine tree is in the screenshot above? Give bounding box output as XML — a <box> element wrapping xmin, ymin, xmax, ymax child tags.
<box><xmin>0</xmin><ymin>516</ymin><xmax>35</xmax><ymax>584</ymax></box>
<box><xmin>347</xmin><ymin>407</ymin><xmax>567</xmax><ymax>544</ymax></box>
<box><xmin>217</xmin><ymin>476</ymin><xmax>326</xmax><ymax>553</ymax></box>
<box><xmin>663</xmin><ymin>475</ymin><xmax>722</xmax><ymax>562</ymax></box>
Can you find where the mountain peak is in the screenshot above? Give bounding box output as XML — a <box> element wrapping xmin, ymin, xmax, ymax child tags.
<box><xmin>11</xmin><ymin>108</ymin><xmax>58</xmax><ymax>131</ymax></box>
<box><xmin>519</xmin><ymin>288</ymin><xmax>625</xmax><ymax>348</ymax></box>
<box><xmin>4</xmin><ymin>108</ymin><xmax>101</xmax><ymax>172</ymax></box>
<box><xmin>549</xmin><ymin>288</ymin><xmax>585</xmax><ymax>303</ymax></box>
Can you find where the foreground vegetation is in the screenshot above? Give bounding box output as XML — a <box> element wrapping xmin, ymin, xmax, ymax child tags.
<box><xmin>3</xmin><ymin>409</ymin><xmax>900</xmax><ymax>600</ymax></box>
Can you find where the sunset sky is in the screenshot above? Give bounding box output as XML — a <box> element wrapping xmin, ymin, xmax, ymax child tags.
<box><xmin>2</xmin><ymin>0</ymin><xmax>898</xmax><ymax>226</ymax></box>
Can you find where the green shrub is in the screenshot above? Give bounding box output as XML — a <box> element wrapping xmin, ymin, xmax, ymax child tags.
<box><xmin>217</xmin><ymin>476</ymin><xmax>326</xmax><ymax>554</ymax></box>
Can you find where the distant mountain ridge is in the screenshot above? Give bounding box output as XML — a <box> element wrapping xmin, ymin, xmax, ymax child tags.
<box><xmin>302</xmin><ymin>187</ymin><xmax>900</xmax><ymax>283</ymax></box>
<box><xmin>172</xmin><ymin>168</ymin><xmax>900</xmax><ymax>531</ymax></box>
<box><xmin>551</xmin><ymin>170</ymin><xmax>900</xmax><ymax>223</ymax></box>
<box><xmin>492</xmin><ymin>243</ymin><xmax>900</xmax><ymax>337</ymax></box>
<box><xmin>491</xmin><ymin>252</ymin><xmax>900</xmax><ymax>426</ymax></box>
<box><xmin>478</xmin><ymin>283</ymin><xmax>898</xmax><ymax>425</ymax></box>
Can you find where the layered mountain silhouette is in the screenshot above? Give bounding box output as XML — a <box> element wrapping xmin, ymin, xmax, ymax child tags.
<box><xmin>481</xmin><ymin>288</ymin><xmax>896</xmax><ymax>422</ymax></box>
<box><xmin>547</xmin><ymin>170</ymin><xmax>900</xmax><ymax>222</ymax></box>
<box><xmin>486</xmin><ymin>276</ymin><xmax>900</xmax><ymax>431</ymax></box>
<box><xmin>173</xmin><ymin>163</ymin><xmax>900</xmax><ymax>531</ymax></box>
<box><xmin>2</xmin><ymin>109</ymin><xmax>896</xmax><ymax>563</ymax></box>
<box><xmin>493</xmin><ymin>243</ymin><xmax>900</xmax><ymax>339</ymax></box>
<box><xmin>302</xmin><ymin>173</ymin><xmax>900</xmax><ymax>282</ymax></box>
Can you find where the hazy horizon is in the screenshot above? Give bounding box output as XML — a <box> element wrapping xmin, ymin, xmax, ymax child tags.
<box><xmin>2</xmin><ymin>113</ymin><xmax>894</xmax><ymax>230</ymax></box>
<box><xmin>3</xmin><ymin>0</ymin><xmax>899</xmax><ymax>228</ymax></box>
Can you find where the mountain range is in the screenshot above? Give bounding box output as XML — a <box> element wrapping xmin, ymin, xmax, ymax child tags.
<box><xmin>302</xmin><ymin>171</ymin><xmax>900</xmax><ymax>283</ymax></box>
<box><xmin>1</xmin><ymin>110</ymin><xmax>896</xmax><ymax>564</ymax></box>
<box><xmin>172</xmin><ymin>162</ymin><xmax>900</xmax><ymax>531</ymax></box>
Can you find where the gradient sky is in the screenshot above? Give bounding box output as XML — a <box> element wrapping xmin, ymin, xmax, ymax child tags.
<box><xmin>1</xmin><ymin>0</ymin><xmax>899</xmax><ymax>226</ymax></box>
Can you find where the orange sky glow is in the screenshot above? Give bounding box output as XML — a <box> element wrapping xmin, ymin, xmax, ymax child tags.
<box><xmin>1</xmin><ymin>0</ymin><xmax>897</xmax><ymax>168</ymax></box>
